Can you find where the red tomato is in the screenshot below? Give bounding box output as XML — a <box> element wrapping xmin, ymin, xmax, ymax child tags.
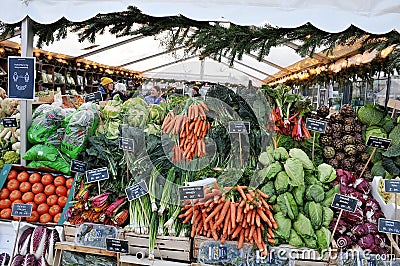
<box><xmin>7</xmin><ymin>179</ymin><xmax>20</xmax><ymax>191</ymax></box>
<box><xmin>65</xmin><ymin>178</ymin><xmax>74</xmax><ymax>189</ymax></box>
<box><xmin>41</xmin><ymin>174</ymin><xmax>54</xmax><ymax>186</ymax></box>
<box><xmin>47</xmin><ymin>195</ymin><xmax>58</xmax><ymax>206</ymax></box>
<box><xmin>58</xmin><ymin>196</ymin><xmax>67</xmax><ymax>208</ymax></box>
<box><xmin>34</xmin><ymin>193</ymin><xmax>46</xmax><ymax>205</ymax></box>
<box><xmin>19</xmin><ymin>182</ymin><xmax>31</xmax><ymax>193</ymax></box>
<box><xmin>40</xmin><ymin>213</ymin><xmax>52</xmax><ymax>223</ymax></box>
<box><xmin>54</xmin><ymin>176</ymin><xmax>66</xmax><ymax>187</ymax></box>
<box><xmin>0</xmin><ymin>199</ymin><xmax>11</xmax><ymax>209</ymax></box>
<box><xmin>37</xmin><ymin>203</ymin><xmax>49</xmax><ymax>215</ymax></box>
<box><xmin>22</xmin><ymin>192</ymin><xmax>34</xmax><ymax>203</ymax></box>
<box><xmin>29</xmin><ymin>172</ymin><xmax>42</xmax><ymax>184</ymax></box>
<box><xmin>26</xmin><ymin>211</ymin><xmax>39</xmax><ymax>222</ymax></box>
<box><xmin>0</xmin><ymin>208</ymin><xmax>11</xmax><ymax>219</ymax></box>
<box><xmin>11</xmin><ymin>199</ymin><xmax>23</xmax><ymax>206</ymax></box>
<box><xmin>32</xmin><ymin>183</ymin><xmax>44</xmax><ymax>194</ymax></box>
<box><xmin>7</xmin><ymin>170</ymin><xmax>17</xmax><ymax>180</ymax></box>
<box><xmin>55</xmin><ymin>186</ymin><xmax>67</xmax><ymax>197</ymax></box>
<box><xmin>49</xmin><ymin>205</ymin><xmax>61</xmax><ymax>216</ymax></box>
<box><xmin>53</xmin><ymin>213</ymin><xmax>61</xmax><ymax>223</ymax></box>
<box><xmin>26</xmin><ymin>201</ymin><xmax>37</xmax><ymax>211</ymax></box>
<box><xmin>0</xmin><ymin>188</ymin><xmax>10</xmax><ymax>200</ymax></box>
<box><xmin>44</xmin><ymin>184</ymin><xmax>56</xmax><ymax>196</ymax></box>
<box><xmin>17</xmin><ymin>171</ymin><xmax>29</xmax><ymax>182</ymax></box>
<box><xmin>9</xmin><ymin>190</ymin><xmax>22</xmax><ymax>201</ymax></box>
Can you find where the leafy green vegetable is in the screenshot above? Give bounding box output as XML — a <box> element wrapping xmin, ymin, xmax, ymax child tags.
<box><xmin>308</xmin><ymin>201</ymin><xmax>323</xmax><ymax>229</ymax></box>
<box><xmin>305</xmin><ymin>170</ymin><xmax>320</xmax><ymax>185</ymax></box>
<box><xmin>306</xmin><ymin>184</ymin><xmax>325</xmax><ymax>203</ymax></box>
<box><xmin>382</xmin><ymin>157</ymin><xmax>400</xmax><ymax>176</ymax></box>
<box><xmin>264</xmin><ymin>161</ymin><xmax>283</xmax><ymax>180</ymax></box>
<box><xmin>318</xmin><ymin>163</ymin><xmax>336</xmax><ymax>184</ymax></box>
<box><xmin>293</xmin><ymin>186</ymin><xmax>305</xmax><ymax>206</ymax></box>
<box><xmin>288</xmin><ymin>229</ymin><xmax>304</xmax><ymax>247</ymax></box>
<box><xmin>274</xmin><ymin>171</ymin><xmax>290</xmax><ymax>194</ymax></box>
<box><xmin>273</xmin><ymin>147</ymin><xmax>289</xmax><ymax>162</ymax></box>
<box><xmin>289</xmin><ymin>148</ymin><xmax>314</xmax><ymax>170</ymax></box>
<box><xmin>389</xmin><ymin>124</ymin><xmax>400</xmax><ymax>145</ymax></box>
<box><xmin>293</xmin><ymin>213</ymin><xmax>315</xmax><ymax>240</ymax></box>
<box><xmin>273</xmin><ymin>212</ymin><xmax>292</xmax><ymax>240</ymax></box>
<box><xmin>371</xmin><ymin>163</ymin><xmax>386</xmax><ymax>177</ymax></box>
<box><xmin>284</xmin><ymin>158</ymin><xmax>304</xmax><ymax>186</ymax></box>
<box><xmin>316</xmin><ymin>227</ymin><xmax>331</xmax><ymax>253</ymax></box>
<box><xmin>322</xmin><ymin>185</ymin><xmax>339</xmax><ymax>207</ymax></box>
<box><xmin>380</xmin><ymin>116</ymin><xmax>397</xmax><ymax>133</ymax></box>
<box><xmin>304</xmin><ymin>237</ymin><xmax>318</xmax><ymax>249</ymax></box>
<box><xmin>277</xmin><ymin>193</ymin><xmax>298</xmax><ymax>220</ymax></box>
<box><xmin>366</xmin><ymin>126</ymin><xmax>387</xmax><ymax>141</ymax></box>
<box><xmin>260</xmin><ymin>181</ymin><xmax>275</xmax><ymax>199</ymax></box>
<box><xmin>383</xmin><ymin>145</ymin><xmax>400</xmax><ymax>158</ymax></box>
<box><xmin>357</xmin><ymin>104</ymin><xmax>386</xmax><ymax>126</ymax></box>
<box><xmin>258</xmin><ymin>151</ymin><xmax>274</xmax><ymax>167</ymax></box>
<box><xmin>322</xmin><ymin>207</ymin><xmax>334</xmax><ymax>228</ymax></box>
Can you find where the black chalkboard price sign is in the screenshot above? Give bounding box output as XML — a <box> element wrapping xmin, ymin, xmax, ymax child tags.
<box><xmin>118</xmin><ymin>137</ymin><xmax>134</xmax><ymax>151</ymax></box>
<box><xmin>229</xmin><ymin>121</ymin><xmax>250</xmax><ymax>134</ymax></box>
<box><xmin>305</xmin><ymin>118</ymin><xmax>327</xmax><ymax>133</ymax></box>
<box><xmin>12</xmin><ymin>203</ymin><xmax>33</xmax><ymax>217</ymax></box>
<box><xmin>84</xmin><ymin>92</ymin><xmax>102</xmax><ymax>103</ymax></box>
<box><xmin>86</xmin><ymin>167</ymin><xmax>109</xmax><ymax>183</ymax></box>
<box><xmin>366</xmin><ymin>136</ymin><xmax>392</xmax><ymax>150</ymax></box>
<box><xmin>2</xmin><ymin>118</ymin><xmax>18</xmax><ymax>128</ymax></box>
<box><xmin>331</xmin><ymin>194</ymin><xmax>358</xmax><ymax>212</ymax></box>
<box><xmin>378</xmin><ymin>218</ymin><xmax>400</xmax><ymax>235</ymax></box>
<box><xmin>125</xmin><ymin>181</ymin><xmax>148</xmax><ymax>201</ymax></box>
<box><xmin>384</xmin><ymin>179</ymin><xmax>400</xmax><ymax>193</ymax></box>
<box><xmin>70</xmin><ymin>160</ymin><xmax>87</xmax><ymax>173</ymax></box>
<box><xmin>106</xmin><ymin>238</ymin><xmax>129</xmax><ymax>253</ymax></box>
<box><xmin>179</xmin><ymin>186</ymin><xmax>204</xmax><ymax>200</ymax></box>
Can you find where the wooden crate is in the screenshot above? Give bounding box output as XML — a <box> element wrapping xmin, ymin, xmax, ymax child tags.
<box><xmin>192</xmin><ymin>236</ymin><xmax>253</xmax><ymax>260</ymax></box>
<box><xmin>125</xmin><ymin>232</ymin><xmax>191</xmax><ymax>262</ymax></box>
<box><xmin>119</xmin><ymin>255</ymin><xmax>191</xmax><ymax>266</ymax></box>
<box><xmin>63</xmin><ymin>222</ymin><xmax>125</xmax><ymax>242</ymax></box>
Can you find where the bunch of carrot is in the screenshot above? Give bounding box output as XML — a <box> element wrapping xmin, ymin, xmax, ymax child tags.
<box><xmin>161</xmin><ymin>101</ymin><xmax>210</xmax><ymax>161</ymax></box>
<box><xmin>179</xmin><ymin>184</ymin><xmax>277</xmax><ymax>257</ymax></box>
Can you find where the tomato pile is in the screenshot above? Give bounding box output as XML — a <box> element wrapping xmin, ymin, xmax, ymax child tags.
<box><xmin>0</xmin><ymin>169</ymin><xmax>73</xmax><ymax>223</ymax></box>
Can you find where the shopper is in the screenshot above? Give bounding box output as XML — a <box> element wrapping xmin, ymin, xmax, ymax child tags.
<box><xmin>112</xmin><ymin>82</ymin><xmax>130</xmax><ymax>101</ymax></box>
<box><xmin>192</xmin><ymin>86</ymin><xmax>201</xmax><ymax>97</ymax></box>
<box><xmin>99</xmin><ymin>77</ymin><xmax>114</xmax><ymax>101</ymax></box>
<box><xmin>144</xmin><ymin>86</ymin><xmax>165</xmax><ymax>105</ymax></box>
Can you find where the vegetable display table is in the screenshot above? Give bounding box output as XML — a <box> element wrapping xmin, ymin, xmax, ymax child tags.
<box><xmin>119</xmin><ymin>255</ymin><xmax>191</xmax><ymax>266</ymax></box>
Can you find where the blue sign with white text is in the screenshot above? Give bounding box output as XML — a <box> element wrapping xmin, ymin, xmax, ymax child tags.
<box><xmin>8</xmin><ymin>56</ymin><xmax>35</xmax><ymax>100</ymax></box>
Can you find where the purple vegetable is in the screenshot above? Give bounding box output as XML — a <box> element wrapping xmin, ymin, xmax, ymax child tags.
<box><xmin>0</xmin><ymin>253</ymin><xmax>10</xmax><ymax>266</ymax></box>
<box><xmin>351</xmin><ymin>224</ymin><xmax>367</xmax><ymax>236</ymax></box>
<box><xmin>364</xmin><ymin>223</ymin><xmax>378</xmax><ymax>234</ymax></box>
<box><xmin>337</xmin><ymin>169</ymin><xmax>356</xmax><ymax>186</ymax></box>
<box><xmin>44</xmin><ymin>229</ymin><xmax>60</xmax><ymax>265</ymax></box>
<box><xmin>30</xmin><ymin>226</ymin><xmax>49</xmax><ymax>260</ymax></box>
<box><xmin>340</xmin><ymin>184</ymin><xmax>356</xmax><ymax>195</ymax></box>
<box><xmin>374</xmin><ymin>235</ymin><xmax>386</xmax><ymax>248</ymax></box>
<box><xmin>11</xmin><ymin>254</ymin><xmax>24</xmax><ymax>266</ymax></box>
<box><xmin>18</xmin><ymin>227</ymin><xmax>34</xmax><ymax>256</ymax></box>
<box><xmin>347</xmin><ymin>191</ymin><xmax>368</xmax><ymax>203</ymax></box>
<box><xmin>22</xmin><ymin>254</ymin><xmax>37</xmax><ymax>266</ymax></box>
<box><xmin>336</xmin><ymin>235</ymin><xmax>352</xmax><ymax>248</ymax></box>
<box><xmin>331</xmin><ymin>218</ymin><xmax>349</xmax><ymax>234</ymax></box>
<box><xmin>342</xmin><ymin>206</ymin><xmax>364</xmax><ymax>224</ymax></box>
<box><xmin>354</xmin><ymin>178</ymin><xmax>371</xmax><ymax>194</ymax></box>
<box><xmin>358</xmin><ymin>234</ymin><xmax>375</xmax><ymax>250</ymax></box>
<box><xmin>366</xmin><ymin>209</ymin><xmax>384</xmax><ymax>224</ymax></box>
<box><xmin>37</xmin><ymin>256</ymin><xmax>49</xmax><ymax>266</ymax></box>
<box><xmin>365</xmin><ymin>198</ymin><xmax>380</xmax><ymax>211</ymax></box>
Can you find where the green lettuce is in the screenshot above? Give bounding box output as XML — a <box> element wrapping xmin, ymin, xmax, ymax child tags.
<box><xmin>284</xmin><ymin>158</ymin><xmax>305</xmax><ymax>186</ymax></box>
<box><xmin>293</xmin><ymin>213</ymin><xmax>315</xmax><ymax>240</ymax></box>
<box><xmin>318</xmin><ymin>163</ymin><xmax>336</xmax><ymax>184</ymax></box>
<box><xmin>316</xmin><ymin>227</ymin><xmax>331</xmax><ymax>253</ymax></box>
<box><xmin>264</xmin><ymin>161</ymin><xmax>283</xmax><ymax>180</ymax></box>
<box><xmin>289</xmin><ymin>229</ymin><xmax>304</xmax><ymax>247</ymax></box>
<box><xmin>321</xmin><ymin>184</ymin><xmax>339</xmax><ymax>207</ymax></box>
<box><xmin>259</xmin><ymin>150</ymin><xmax>275</xmax><ymax>167</ymax></box>
<box><xmin>277</xmin><ymin>192</ymin><xmax>298</xmax><ymax>220</ymax></box>
<box><xmin>293</xmin><ymin>186</ymin><xmax>305</xmax><ymax>206</ymax></box>
<box><xmin>260</xmin><ymin>181</ymin><xmax>275</xmax><ymax>199</ymax></box>
<box><xmin>308</xmin><ymin>201</ymin><xmax>323</xmax><ymax>229</ymax></box>
<box><xmin>273</xmin><ymin>147</ymin><xmax>289</xmax><ymax>162</ymax></box>
<box><xmin>305</xmin><ymin>170</ymin><xmax>321</xmax><ymax>185</ymax></box>
<box><xmin>274</xmin><ymin>171</ymin><xmax>290</xmax><ymax>194</ymax></box>
<box><xmin>289</xmin><ymin>148</ymin><xmax>314</xmax><ymax>170</ymax></box>
<box><xmin>273</xmin><ymin>212</ymin><xmax>292</xmax><ymax>240</ymax></box>
<box><xmin>366</xmin><ymin>126</ymin><xmax>387</xmax><ymax>140</ymax></box>
<box><xmin>306</xmin><ymin>184</ymin><xmax>325</xmax><ymax>203</ymax></box>
<box><xmin>322</xmin><ymin>207</ymin><xmax>334</xmax><ymax>228</ymax></box>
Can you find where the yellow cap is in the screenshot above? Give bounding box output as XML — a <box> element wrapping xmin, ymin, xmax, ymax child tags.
<box><xmin>101</xmin><ymin>77</ymin><xmax>113</xmax><ymax>86</ymax></box>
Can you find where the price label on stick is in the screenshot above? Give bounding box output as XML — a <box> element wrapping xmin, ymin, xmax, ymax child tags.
<box><xmin>305</xmin><ymin>118</ymin><xmax>327</xmax><ymax>133</ymax></box>
<box><xmin>229</xmin><ymin>121</ymin><xmax>250</xmax><ymax>134</ymax></box>
<box><xmin>125</xmin><ymin>181</ymin><xmax>148</xmax><ymax>201</ymax></box>
<box><xmin>331</xmin><ymin>194</ymin><xmax>359</xmax><ymax>212</ymax></box>
<box><xmin>118</xmin><ymin>137</ymin><xmax>134</xmax><ymax>151</ymax></box>
<box><xmin>179</xmin><ymin>186</ymin><xmax>204</xmax><ymax>200</ymax></box>
<box><xmin>366</xmin><ymin>136</ymin><xmax>392</xmax><ymax>150</ymax></box>
<box><xmin>11</xmin><ymin>203</ymin><xmax>32</xmax><ymax>217</ymax></box>
<box><xmin>2</xmin><ymin>117</ymin><xmax>18</xmax><ymax>128</ymax></box>
<box><xmin>84</xmin><ymin>91</ymin><xmax>102</xmax><ymax>103</ymax></box>
<box><xmin>70</xmin><ymin>160</ymin><xmax>87</xmax><ymax>173</ymax></box>
<box><xmin>105</xmin><ymin>238</ymin><xmax>129</xmax><ymax>253</ymax></box>
<box><xmin>378</xmin><ymin>218</ymin><xmax>400</xmax><ymax>235</ymax></box>
<box><xmin>384</xmin><ymin>179</ymin><xmax>400</xmax><ymax>193</ymax></box>
<box><xmin>86</xmin><ymin>167</ymin><xmax>109</xmax><ymax>183</ymax></box>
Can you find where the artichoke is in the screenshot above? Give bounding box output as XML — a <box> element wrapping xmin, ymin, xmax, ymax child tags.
<box><xmin>344</xmin><ymin>116</ymin><xmax>356</xmax><ymax>125</ymax></box>
<box><xmin>325</xmin><ymin>126</ymin><xmax>333</xmax><ymax>135</ymax></box>
<box><xmin>340</xmin><ymin>104</ymin><xmax>355</xmax><ymax>117</ymax></box>
<box><xmin>330</xmin><ymin>113</ymin><xmax>343</xmax><ymax>123</ymax></box>
<box><xmin>332</xmin><ymin>139</ymin><xmax>344</xmax><ymax>150</ymax></box>
<box><xmin>335</xmin><ymin>152</ymin><xmax>346</xmax><ymax>161</ymax></box>
<box><xmin>354</xmin><ymin>133</ymin><xmax>363</xmax><ymax>144</ymax></box>
<box><xmin>332</xmin><ymin>132</ymin><xmax>342</xmax><ymax>139</ymax></box>
<box><xmin>343</xmin><ymin>135</ymin><xmax>355</xmax><ymax>145</ymax></box>
<box><xmin>364</xmin><ymin>171</ymin><xmax>373</xmax><ymax>181</ymax></box>
<box><xmin>356</xmin><ymin>143</ymin><xmax>367</xmax><ymax>153</ymax></box>
<box><xmin>347</xmin><ymin>156</ymin><xmax>356</xmax><ymax>165</ymax></box>
<box><xmin>342</xmin><ymin>160</ymin><xmax>354</xmax><ymax>172</ymax></box>
<box><xmin>332</xmin><ymin>123</ymin><xmax>343</xmax><ymax>133</ymax></box>
<box><xmin>343</xmin><ymin>124</ymin><xmax>355</xmax><ymax>133</ymax></box>
<box><xmin>354</xmin><ymin>163</ymin><xmax>365</xmax><ymax>174</ymax></box>
<box><xmin>317</xmin><ymin>105</ymin><xmax>330</xmax><ymax>118</ymax></box>
<box><xmin>354</xmin><ymin>123</ymin><xmax>363</xmax><ymax>132</ymax></box>
<box><xmin>360</xmin><ymin>152</ymin><xmax>370</xmax><ymax>162</ymax></box>
<box><xmin>344</xmin><ymin>145</ymin><xmax>357</xmax><ymax>156</ymax></box>
<box><xmin>327</xmin><ymin>158</ymin><xmax>340</xmax><ymax>168</ymax></box>
<box><xmin>320</xmin><ymin>135</ymin><xmax>331</xmax><ymax>146</ymax></box>
<box><xmin>323</xmin><ymin>146</ymin><xmax>336</xmax><ymax>159</ymax></box>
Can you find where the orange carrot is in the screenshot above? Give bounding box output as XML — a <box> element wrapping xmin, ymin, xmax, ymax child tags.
<box><xmin>198</xmin><ymin>105</ymin><xmax>207</xmax><ymax>119</ymax></box>
<box><xmin>223</xmin><ymin>208</ymin><xmax>231</xmax><ymax>235</ymax></box>
<box><xmin>255</xmin><ymin>214</ymin><xmax>261</xmax><ymax>227</ymax></box>
<box><xmin>257</xmin><ymin>208</ymin><xmax>273</xmax><ymax>228</ymax></box>
<box><xmin>249</xmin><ymin>224</ymin><xmax>256</xmax><ymax>240</ymax></box>
<box><xmin>268</xmin><ymin>227</ymin><xmax>274</xmax><ymax>238</ymax></box>
<box><xmin>232</xmin><ymin>225</ymin><xmax>242</xmax><ymax>239</ymax></box>
<box><xmin>238</xmin><ymin>230</ymin><xmax>245</xmax><ymax>249</ymax></box>
<box><xmin>199</xmin><ymin>101</ymin><xmax>209</xmax><ymax>111</ymax></box>
<box><xmin>236</xmin><ymin>186</ymin><xmax>247</xmax><ymax>201</ymax></box>
<box><xmin>236</xmin><ymin>206</ymin><xmax>244</xmax><ymax>223</ymax></box>
<box><xmin>257</xmin><ymin>227</ymin><xmax>262</xmax><ymax>244</ymax></box>
<box><xmin>230</xmin><ymin>202</ymin><xmax>236</xmax><ymax>229</ymax></box>
<box><xmin>193</xmin><ymin>104</ymin><xmax>199</xmax><ymax>118</ymax></box>
<box><xmin>247</xmin><ymin>209</ymin><xmax>252</xmax><ymax>224</ymax></box>
<box><xmin>251</xmin><ymin>209</ymin><xmax>256</xmax><ymax>225</ymax></box>
<box><xmin>215</xmin><ymin>200</ymin><xmax>231</xmax><ymax>226</ymax></box>
<box><xmin>205</xmin><ymin>202</ymin><xmax>224</xmax><ymax>223</ymax></box>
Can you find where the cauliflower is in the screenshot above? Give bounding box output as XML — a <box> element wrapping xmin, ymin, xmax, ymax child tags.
<box><xmin>3</xmin><ymin>151</ymin><xmax>19</xmax><ymax>164</ymax></box>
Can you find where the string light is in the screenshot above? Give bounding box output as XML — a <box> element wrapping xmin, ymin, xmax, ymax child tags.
<box><xmin>0</xmin><ymin>47</ymin><xmax>5</xmax><ymax>56</ymax></box>
<box><xmin>34</xmin><ymin>51</ymin><xmax>41</xmax><ymax>57</ymax></box>
<box><xmin>47</xmin><ymin>54</ymin><xmax>52</xmax><ymax>60</ymax></box>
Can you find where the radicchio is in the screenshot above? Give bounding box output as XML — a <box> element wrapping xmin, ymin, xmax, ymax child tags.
<box><xmin>22</xmin><ymin>254</ymin><xmax>37</xmax><ymax>266</ymax></box>
<box><xmin>351</xmin><ymin>224</ymin><xmax>367</xmax><ymax>236</ymax></box>
<box><xmin>365</xmin><ymin>198</ymin><xmax>380</xmax><ymax>211</ymax></box>
<box><xmin>336</xmin><ymin>235</ymin><xmax>353</xmax><ymax>249</ymax></box>
<box><xmin>366</xmin><ymin>209</ymin><xmax>384</xmax><ymax>224</ymax></box>
<box><xmin>347</xmin><ymin>191</ymin><xmax>368</xmax><ymax>204</ymax></box>
<box><xmin>364</xmin><ymin>223</ymin><xmax>378</xmax><ymax>234</ymax></box>
<box><xmin>11</xmin><ymin>254</ymin><xmax>24</xmax><ymax>266</ymax></box>
<box><xmin>342</xmin><ymin>206</ymin><xmax>364</xmax><ymax>224</ymax></box>
<box><xmin>37</xmin><ymin>256</ymin><xmax>49</xmax><ymax>266</ymax></box>
<box><xmin>374</xmin><ymin>235</ymin><xmax>386</xmax><ymax>248</ymax></box>
<box><xmin>30</xmin><ymin>226</ymin><xmax>49</xmax><ymax>260</ymax></box>
<box><xmin>44</xmin><ymin>229</ymin><xmax>60</xmax><ymax>265</ymax></box>
<box><xmin>337</xmin><ymin>169</ymin><xmax>356</xmax><ymax>186</ymax></box>
<box><xmin>330</xmin><ymin>218</ymin><xmax>349</xmax><ymax>234</ymax></box>
<box><xmin>354</xmin><ymin>178</ymin><xmax>371</xmax><ymax>194</ymax></box>
<box><xmin>0</xmin><ymin>253</ymin><xmax>10</xmax><ymax>266</ymax></box>
<box><xmin>340</xmin><ymin>185</ymin><xmax>356</xmax><ymax>195</ymax></box>
<box><xmin>358</xmin><ymin>234</ymin><xmax>375</xmax><ymax>250</ymax></box>
<box><xmin>18</xmin><ymin>227</ymin><xmax>34</xmax><ymax>256</ymax></box>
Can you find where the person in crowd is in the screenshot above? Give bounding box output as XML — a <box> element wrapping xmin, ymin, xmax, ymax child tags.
<box><xmin>99</xmin><ymin>77</ymin><xmax>114</xmax><ymax>101</ymax></box>
<box><xmin>144</xmin><ymin>85</ymin><xmax>166</xmax><ymax>105</ymax></box>
<box><xmin>192</xmin><ymin>86</ymin><xmax>201</xmax><ymax>97</ymax></box>
<box><xmin>112</xmin><ymin>82</ymin><xmax>130</xmax><ymax>101</ymax></box>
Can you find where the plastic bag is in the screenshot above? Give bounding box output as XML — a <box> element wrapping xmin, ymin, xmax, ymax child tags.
<box><xmin>28</xmin><ymin>156</ymin><xmax>71</xmax><ymax>175</ymax></box>
<box><xmin>61</xmin><ymin>251</ymin><xmax>86</xmax><ymax>265</ymax></box>
<box><xmin>75</xmin><ymin>223</ymin><xmax>118</xmax><ymax>249</ymax></box>
<box><xmin>61</xmin><ymin>251</ymin><xmax>116</xmax><ymax>266</ymax></box>
<box><xmin>22</xmin><ymin>144</ymin><xmax>59</xmax><ymax>161</ymax></box>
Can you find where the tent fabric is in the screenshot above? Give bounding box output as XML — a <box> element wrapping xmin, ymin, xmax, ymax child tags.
<box><xmin>1</xmin><ymin>0</ymin><xmax>399</xmax><ymax>33</ymax></box>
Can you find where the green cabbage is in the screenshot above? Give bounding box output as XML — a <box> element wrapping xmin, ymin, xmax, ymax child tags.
<box><xmin>322</xmin><ymin>207</ymin><xmax>334</xmax><ymax>228</ymax></box>
<box><xmin>305</xmin><ymin>170</ymin><xmax>321</xmax><ymax>185</ymax></box>
<box><xmin>306</xmin><ymin>184</ymin><xmax>325</xmax><ymax>203</ymax></box>
<box><xmin>366</xmin><ymin>126</ymin><xmax>387</xmax><ymax>141</ymax></box>
<box><xmin>318</xmin><ymin>163</ymin><xmax>336</xmax><ymax>184</ymax></box>
<box><xmin>273</xmin><ymin>212</ymin><xmax>292</xmax><ymax>240</ymax></box>
<box><xmin>321</xmin><ymin>184</ymin><xmax>339</xmax><ymax>207</ymax></box>
<box><xmin>260</xmin><ymin>181</ymin><xmax>275</xmax><ymax>200</ymax></box>
<box><xmin>293</xmin><ymin>213</ymin><xmax>315</xmax><ymax>240</ymax></box>
<box><xmin>274</xmin><ymin>171</ymin><xmax>290</xmax><ymax>194</ymax></box>
<box><xmin>357</xmin><ymin>104</ymin><xmax>386</xmax><ymax>126</ymax></box>
<box><xmin>293</xmin><ymin>186</ymin><xmax>305</xmax><ymax>206</ymax></box>
<box><xmin>383</xmin><ymin>145</ymin><xmax>400</xmax><ymax>158</ymax></box>
<box><xmin>288</xmin><ymin>229</ymin><xmax>304</xmax><ymax>247</ymax></box>
<box><xmin>316</xmin><ymin>227</ymin><xmax>331</xmax><ymax>253</ymax></box>
<box><xmin>277</xmin><ymin>192</ymin><xmax>298</xmax><ymax>220</ymax></box>
<box><xmin>273</xmin><ymin>147</ymin><xmax>289</xmax><ymax>162</ymax></box>
<box><xmin>264</xmin><ymin>161</ymin><xmax>283</xmax><ymax>180</ymax></box>
<box><xmin>259</xmin><ymin>147</ymin><xmax>275</xmax><ymax>166</ymax></box>
<box><xmin>284</xmin><ymin>158</ymin><xmax>304</xmax><ymax>187</ymax></box>
<box><xmin>289</xmin><ymin>148</ymin><xmax>314</xmax><ymax>170</ymax></box>
<box><xmin>389</xmin><ymin>124</ymin><xmax>400</xmax><ymax>145</ymax></box>
<box><xmin>308</xmin><ymin>201</ymin><xmax>323</xmax><ymax>229</ymax></box>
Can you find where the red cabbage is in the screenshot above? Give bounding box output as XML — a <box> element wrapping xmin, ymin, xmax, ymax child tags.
<box><xmin>358</xmin><ymin>234</ymin><xmax>375</xmax><ymax>250</ymax></box>
<box><xmin>366</xmin><ymin>209</ymin><xmax>384</xmax><ymax>224</ymax></box>
<box><xmin>346</xmin><ymin>191</ymin><xmax>368</xmax><ymax>203</ymax></box>
<box><xmin>30</xmin><ymin>226</ymin><xmax>49</xmax><ymax>260</ymax></box>
<box><xmin>354</xmin><ymin>178</ymin><xmax>371</xmax><ymax>194</ymax></box>
<box><xmin>336</xmin><ymin>235</ymin><xmax>352</xmax><ymax>248</ymax></box>
<box><xmin>18</xmin><ymin>227</ymin><xmax>34</xmax><ymax>256</ymax></box>
<box><xmin>330</xmin><ymin>218</ymin><xmax>349</xmax><ymax>234</ymax></box>
<box><xmin>340</xmin><ymin>185</ymin><xmax>356</xmax><ymax>195</ymax></box>
<box><xmin>0</xmin><ymin>253</ymin><xmax>10</xmax><ymax>266</ymax></box>
<box><xmin>22</xmin><ymin>254</ymin><xmax>37</xmax><ymax>266</ymax></box>
<box><xmin>44</xmin><ymin>229</ymin><xmax>60</xmax><ymax>265</ymax></box>
<box><xmin>11</xmin><ymin>254</ymin><xmax>24</xmax><ymax>266</ymax></box>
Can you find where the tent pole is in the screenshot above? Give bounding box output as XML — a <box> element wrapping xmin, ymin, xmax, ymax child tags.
<box><xmin>20</xmin><ymin>17</ymin><xmax>33</xmax><ymax>166</ymax></box>
<box><xmin>200</xmin><ymin>59</ymin><xmax>205</xmax><ymax>81</ymax></box>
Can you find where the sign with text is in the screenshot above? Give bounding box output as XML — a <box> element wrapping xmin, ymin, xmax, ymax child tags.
<box><xmin>70</xmin><ymin>160</ymin><xmax>87</xmax><ymax>173</ymax></box>
<box><xmin>366</xmin><ymin>136</ymin><xmax>391</xmax><ymax>150</ymax></box>
<box><xmin>1</xmin><ymin>118</ymin><xmax>18</xmax><ymax>128</ymax></box>
<box><xmin>84</xmin><ymin>91</ymin><xmax>102</xmax><ymax>103</ymax></box>
<box><xmin>208</xmin><ymin>245</ymin><xmax>227</xmax><ymax>261</ymax></box>
<box><xmin>118</xmin><ymin>137</ymin><xmax>134</xmax><ymax>151</ymax></box>
<box><xmin>384</xmin><ymin>179</ymin><xmax>400</xmax><ymax>193</ymax></box>
<box><xmin>331</xmin><ymin>194</ymin><xmax>358</xmax><ymax>212</ymax></box>
<box><xmin>229</xmin><ymin>121</ymin><xmax>250</xmax><ymax>134</ymax></box>
<box><xmin>105</xmin><ymin>238</ymin><xmax>129</xmax><ymax>253</ymax></box>
<box><xmin>179</xmin><ymin>186</ymin><xmax>204</xmax><ymax>200</ymax></box>
<box><xmin>12</xmin><ymin>203</ymin><xmax>33</xmax><ymax>217</ymax></box>
<box><xmin>125</xmin><ymin>181</ymin><xmax>148</xmax><ymax>201</ymax></box>
<box><xmin>8</xmin><ymin>56</ymin><xmax>35</xmax><ymax>100</ymax></box>
<box><xmin>86</xmin><ymin>167</ymin><xmax>109</xmax><ymax>183</ymax></box>
<box><xmin>378</xmin><ymin>218</ymin><xmax>400</xmax><ymax>235</ymax></box>
<box><xmin>305</xmin><ymin>118</ymin><xmax>327</xmax><ymax>133</ymax></box>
